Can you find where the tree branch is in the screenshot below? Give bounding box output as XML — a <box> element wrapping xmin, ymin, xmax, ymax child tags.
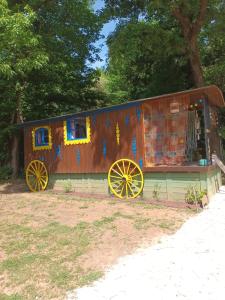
<box><xmin>192</xmin><ymin>0</ymin><xmax>208</xmax><ymax>36</ymax></box>
<box><xmin>172</xmin><ymin>7</ymin><xmax>191</xmax><ymax>40</ymax></box>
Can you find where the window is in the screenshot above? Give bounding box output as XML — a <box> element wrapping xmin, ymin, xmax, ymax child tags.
<box><xmin>32</xmin><ymin>126</ymin><xmax>52</xmax><ymax>151</ymax></box>
<box><xmin>64</xmin><ymin>117</ymin><xmax>91</xmax><ymax>145</ymax></box>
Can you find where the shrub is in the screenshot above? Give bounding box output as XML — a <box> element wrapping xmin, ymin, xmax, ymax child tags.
<box><xmin>0</xmin><ymin>165</ymin><xmax>12</xmax><ymax>180</ymax></box>
<box><xmin>185</xmin><ymin>185</ymin><xmax>207</xmax><ymax>205</ymax></box>
<box><xmin>63</xmin><ymin>180</ymin><xmax>73</xmax><ymax>193</ymax></box>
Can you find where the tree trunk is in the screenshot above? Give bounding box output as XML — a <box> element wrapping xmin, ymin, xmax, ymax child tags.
<box><xmin>11</xmin><ymin>83</ymin><xmax>24</xmax><ymax>179</ymax></box>
<box><xmin>172</xmin><ymin>0</ymin><xmax>208</xmax><ymax>88</ymax></box>
<box><xmin>187</xmin><ymin>37</ymin><xmax>204</xmax><ymax>87</ymax></box>
<box><xmin>11</xmin><ymin>134</ymin><xmax>20</xmax><ymax>179</ymax></box>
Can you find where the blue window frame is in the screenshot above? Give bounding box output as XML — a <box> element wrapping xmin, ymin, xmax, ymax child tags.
<box><xmin>66</xmin><ymin>119</ymin><xmax>87</xmax><ymax>141</ymax></box>
<box><xmin>35</xmin><ymin>128</ymin><xmax>49</xmax><ymax>146</ymax></box>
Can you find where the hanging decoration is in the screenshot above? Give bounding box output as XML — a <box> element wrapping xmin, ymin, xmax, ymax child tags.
<box><xmin>132</xmin><ymin>136</ymin><xmax>137</xmax><ymax>158</ymax></box>
<box><xmin>116</xmin><ymin>123</ymin><xmax>120</xmax><ymax>145</ymax></box>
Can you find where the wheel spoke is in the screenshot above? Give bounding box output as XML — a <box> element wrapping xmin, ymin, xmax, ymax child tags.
<box><xmin>131</xmin><ymin>179</ymin><xmax>143</xmax><ymax>183</ymax></box>
<box><xmin>127</xmin><ymin>161</ymin><xmax>131</xmax><ymax>175</ymax></box>
<box><xmin>116</xmin><ymin>163</ymin><xmax>124</xmax><ymax>176</ymax></box>
<box><xmin>120</xmin><ymin>182</ymin><xmax>125</xmax><ymax>197</ymax></box>
<box><xmin>131</xmin><ymin>173</ymin><xmax>141</xmax><ymax>178</ymax></box>
<box><xmin>114</xmin><ymin>181</ymin><xmax>124</xmax><ymax>191</ymax></box>
<box><xmin>111</xmin><ymin>168</ymin><xmax>123</xmax><ymax>178</ymax></box>
<box><xmin>39</xmin><ymin>179</ymin><xmax>44</xmax><ymax>189</ymax></box>
<box><xmin>127</xmin><ymin>182</ymin><xmax>135</xmax><ymax>197</ymax></box>
<box><xmin>110</xmin><ymin>174</ymin><xmax>122</xmax><ymax>179</ymax></box>
<box><xmin>28</xmin><ymin>168</ymin><xmax>36</xmax><ymax>176</ymax></box>
<box><xmin>29</xmin><ymin>164</ymin><xmax>37</xmax><ymax>173</ymax></box>
<box><xmin>125</xmin><ymin>183</ymin><xmax>129</xmax><ymax>198</ymax></box>
<box><xmin>129</xmin><ymin>166</ymin><xmax>137</xmax><ymax>176</ymax></box>
<box><xmin>122</xmin><ymin>160</ymin><xmax>125</xmax><ymax>174</ymax></box>
<box><xmin>111</xmin><ymin>179</ymin><xmax>123</xmax><ymax>186</ymax></box>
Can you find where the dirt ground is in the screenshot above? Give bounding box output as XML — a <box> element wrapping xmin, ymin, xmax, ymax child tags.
<box><xmin>0</xmin><ymin>181</ymin><xmax>196</xmax><ymax>300</ymax></box>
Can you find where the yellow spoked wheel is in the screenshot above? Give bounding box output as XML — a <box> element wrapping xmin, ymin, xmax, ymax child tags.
<box><xmin>108</xmin><ymin>158</ymin><xmax>144</xmax><ymax>199</ymax></box>
<box><xmin>26</xmin><ymin>160</ymin><xmax>48</xmax><ymax>192</ymax></box>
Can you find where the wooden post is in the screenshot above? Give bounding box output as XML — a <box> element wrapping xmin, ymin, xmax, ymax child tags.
<box><xmin>203</xmin><ymin>97</ymin><xmax>211</xmax><ymax>162</ymax></box>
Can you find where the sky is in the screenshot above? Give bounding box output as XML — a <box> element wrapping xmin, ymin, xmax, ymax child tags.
<box><xmin>92</xmin><ymin>0</ymin><xmax>117</xmax><ymax>69</ymax></box>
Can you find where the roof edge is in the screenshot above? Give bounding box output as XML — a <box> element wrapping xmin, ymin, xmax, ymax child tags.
<box><xmin>19</xmin><ymin>85</ymin><xmax>224</xmax><ymax>128</ymax></box>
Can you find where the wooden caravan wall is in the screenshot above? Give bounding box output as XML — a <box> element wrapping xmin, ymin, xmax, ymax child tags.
<box><xmin>24</xmin><ymin>104</ymin><xmax>144</xmax><ymax>174</ymax></box>
<box><xmin>24</xmin><ymin>91</ymin><xmax>210</xmax><ymax>174</ymax></box>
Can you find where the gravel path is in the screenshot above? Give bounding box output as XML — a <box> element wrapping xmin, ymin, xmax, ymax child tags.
<box><xmin>67</xmin><ymin>188</ymin><xmax>225</xmax><ymax>300</ymax></box>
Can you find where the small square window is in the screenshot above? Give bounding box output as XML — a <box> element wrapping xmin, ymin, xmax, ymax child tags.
<box><xmin>32</xmin><ymin>126</ymin><xmax>52</xmax><ymax>151</ymax></box>
<box><xmin>64</xmin><ymin>117</ymin><xmax>91</xmax><ymax>145</ymax></box>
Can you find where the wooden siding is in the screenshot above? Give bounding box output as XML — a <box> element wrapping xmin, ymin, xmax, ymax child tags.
<box><xmin>24</xmin><ymin>89</ymin><xmax>216</xmax><ymax>174</ymax></box>
<box><xmin>24</xmin><ymin>105</ymin><xmax>144</xmax><ymax>174</ymax></box>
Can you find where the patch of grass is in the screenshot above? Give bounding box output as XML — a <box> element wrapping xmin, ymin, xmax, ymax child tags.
<box><xmin>113</xmin><ymin>211</ymin><xmax>135</xmax><ymax>220</ymax></box>
<box><xmin>78</xmin><ymin>270</ymin><xmax>103</xmax><ymax>286</ymax></box>
<box><xmin>134</xmin><ymin>217</ymin><xmax>152</xmax><ymax>230</ymax></box>
<box><xmin>75</xmin><ymin>221</ymin><xmax>89</xmax><ymax>231</ymax></box>
<box><xmin>1</xmin><ymin>254</ymin><xmax>45</xmax><ymax>272</ymax></box>
<box><xmin>156</xmin><ymin>220</ymin><xmax>176</xmax><ymax>230</ymax></box>
<box><xmin>143</xmin><ymin>204</ymin><xmax>165</xmax><ymax>209</ymax></box>
<box><xmin>93</xmin><ymin>217</ymin><xmax>115</xmax><ymax>228</ymax></box>
<box><xmin>49</xmin><ymin>266</ymin><xmax>73</xmax><ymax>287</ymax></box>
<box><xmin>4</xmin><ymin>241</ymin><xmax>30</xmax><ymax>255</ymax></box>
<box><xmin>0</xmin><ymin>294</ymin><xmax>23</xmax><ymax>300</ymax></box>
<box><xmin>79</xmin><ymin>205</ymin><xmax>89</xmax><ymax>209</ymax></box>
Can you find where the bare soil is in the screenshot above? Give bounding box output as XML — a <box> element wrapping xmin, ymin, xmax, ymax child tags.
<box><xmin>0</xmin><ymin>181</ymin><xmax>196</xmax><ymax>299</ymax></box>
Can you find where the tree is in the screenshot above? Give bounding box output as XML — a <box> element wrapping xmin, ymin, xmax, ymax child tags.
<box><xmin>106</xmin><ymin>21</ymin><xmax>191</xmax><ymax>100</ymax></box>
<box><xmin>0</xmin><ymin>1</ymin><xmax>48</xmax><ymax>177</ymax></box>
<box><xmin>105</xmin><ymin>0</ymin><xmax>210</xmax><ymax>87</ymax></box>
<box><xmin>0</xmin><ymin>0</ymin><xmax>104</xmax><ymax>177</ymax></box>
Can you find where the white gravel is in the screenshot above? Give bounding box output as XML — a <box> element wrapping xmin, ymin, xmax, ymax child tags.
<box><xmin>67</xmin><ymin>187</ymin><xmax>225</xmax><ymax>300</ymax></box>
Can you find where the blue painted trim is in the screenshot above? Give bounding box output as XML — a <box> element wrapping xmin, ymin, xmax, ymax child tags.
<box><xmin>139</xmin><ymin>158</ymin><xmax>143</xmax><ymax>169</ymax></box>
<box><xmin>132</xmin><ymin>136</ymin><xmax>137</xmax><ymax>158</ymax></box>
<box><xmin>54</xmin><ymin>145</ymin><xmax>61</xmax><ymax>160</ymax></box>
<box><xmin>20</xmin><ymin>101</ymin><xmax>140</xmax><ymax>128</ymax></box>
<box><xmin>103</xmin><ymin>141</ymin><xmax>107</xmax><ymax>159</ymax></box>
<box><xmin>76</xmin><ymin>149</ymin><xmax>81</xmax><ymax>165</ymax></box>
<box><xmin>35</xmin><ymin>128</ymin><xmax>49</xmax><ymax>147</ymax></box>
<box><xmin>136</xmin><ymin>106</ymin><xmax>141</xmax><ymax>122</ymax></box>
<box><xmin>125</xmin><ymin>115</ymin><xmax>130</xmax><ymax>126</ymax></box>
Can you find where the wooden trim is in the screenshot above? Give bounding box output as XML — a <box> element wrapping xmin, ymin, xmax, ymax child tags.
<box><xmin>143</xmin><ymin>165</ymin><xmax>218</xmax><ymax>173</ymax></box>
<box><xmin>32</xmin><ymin>126</ymin><xmax>52</xmax><ymax>151</ymax></box>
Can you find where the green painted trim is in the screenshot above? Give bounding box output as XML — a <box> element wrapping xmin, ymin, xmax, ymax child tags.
<box><xmin>48</xmin><ymin>169</ymin><xmax>222</xmax><ymax>201</ymax></box>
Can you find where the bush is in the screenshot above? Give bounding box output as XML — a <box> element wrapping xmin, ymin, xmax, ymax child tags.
<box><xmin>0</xmin><ymin>165</ymin><xmax>12</xmax><ymax>180</ymax></box>
<box><xmin>185</xmin><ymin>185</ymin><xmax>207</xmax><ymax>205</ymax></box>
<box><xmin>63</xmin><ymin>180</ymin><xmax>73</xmax><ymax>193</ymax></box>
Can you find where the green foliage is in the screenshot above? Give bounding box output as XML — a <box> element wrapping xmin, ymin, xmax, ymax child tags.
<box><xmin>152</xmin><ymin>183</ymin><xmax>161</xmax><ymax>201</ymax></box>
<box><xmin>0</xmin><ymin>0</ymin><xmax>105</xmax><ymax>170</ymax></box>
<box><xmin>0</xmin><ymin>165</ymin><xmax>12</xmax><ymax>180</ymax></box>
<box><xmin>63</xmin><ymin>180</ymin><xmax>73</xmax><ymax>193</ymax></box>
<box><xmin>185</xmin><ymin>185</ymin><xmax>207</xmax><ymax>205</ymax></box>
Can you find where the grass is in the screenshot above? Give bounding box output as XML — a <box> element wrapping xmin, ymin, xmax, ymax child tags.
<box><xmin>0</xmin><ymin>188</ymin><xmax>194</xmax><ymax>299</ymax></box>
<box><xmin>134</xmin><ymin>218</ymin><xmax>152</xmax><ymax>230</ymax></box>
<box><xmin>0</xmin><ymin>294</ymin><xmax>23</xmax><ymax>300</ymax></box>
